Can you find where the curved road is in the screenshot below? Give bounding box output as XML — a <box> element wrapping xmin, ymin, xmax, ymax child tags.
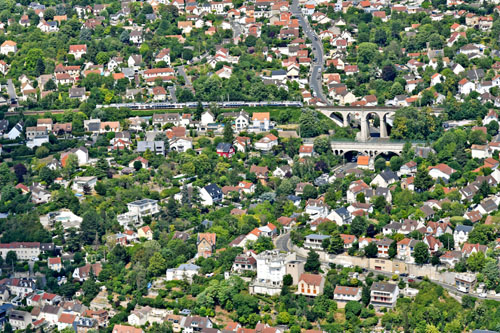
<box><xmin>291</xmin><ymin>0</ymin><xmax>330</xmax><ymax>105</ymax></box>
<box><xmin>275</xmin><ymin>233</ymin><xmax>291</xmax><ymax>252</ymax></box>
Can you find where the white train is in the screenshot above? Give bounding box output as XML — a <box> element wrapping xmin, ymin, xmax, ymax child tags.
<box><xmin>96</xmin><ymin>101</ymin><xmax>303</xmax><ymax>110</ymax></box>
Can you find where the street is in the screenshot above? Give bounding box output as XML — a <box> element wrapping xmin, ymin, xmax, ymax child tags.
<box><xmin>177</xmin><ymin>66</ymin><xmax>192</xmax><ymax>87</ymax></box>
<box><xmin>275</xmin><ymin>233</ymin><xmax>291</xmax><ymax>252</ymax></box>
<box><xmin>291</xmin><ymin>0</ymin><xmax>330</xmax><ymax>105</ymax></box>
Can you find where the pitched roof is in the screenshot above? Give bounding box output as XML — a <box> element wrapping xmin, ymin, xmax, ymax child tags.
<box><xmin>299</xmin><ymin>273</ymin><xmax>323</xmax><ymax>286</ymax></box>
<box><xmin>334</xmin><ymin>285</ymin><xmax>360</xmax><ymax>295</ymax></box>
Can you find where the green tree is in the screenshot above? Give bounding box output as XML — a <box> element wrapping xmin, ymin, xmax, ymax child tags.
<box><xmin>351</xmin><ymin>216</ymin><xmax>367</xmax><ymax>237</ymax></box>
<box><xmin>299</xmin><ymin>109</ymin><xmax>323</xmax><ymax>138</ymax></box>
<box><xmin>283</xmin><ymin>274</ymin><xmax>293</xmax><ymax>286</ymax></box>
<box><xmin>302</xmin><ymin>185</ymin><xmax>318</xmax><ymax>200</ymax></box>
<box><xmin>149</xmin><ymin>252</ymin><xmax>167</xmax><ymax>276</ymax></box>
<box><xmin>5</xmin><ymin>251</ymin><xmax>17</xmax><ymax>266</ymax></box>
<box><xmin>438</xmin><ymin>233</ymin><xmax>454</xmax><ymax>250</ymax></box>
<box><xmin>35</xmin><ymin>146</ymin><xmax>50</xmax><ymax>158</ymax></box>
<box><xmin>314</xmin><ymin>136</ymin><xmax>330</xmax><ymax>155</ymax></box>
<box><xmin>482</xmin><ymin>260</ymin><xmax>500</xmax><ymax>290</ymax></box>
<box><xmin>413</xmin><ymin>242</ymin><xmax>429</xmax><ymax>264</ymax></box>
<box><xmin>357</xmin><ymin>42</ymin><xmax>378</xmax><ymax>64</ymax></box>
<box><xmin>82</xmin><ymin>273</ymin><xmax>99</xmax><ymax>300</ymax></box>
<box><xmin>305</xmin><ymin>250</ymin><xmax>320</xmax><ymax>273</ymax></box>
<box><xmin>80</xmin><ymin>209</ymin><xmax>100</xmax><ymax>244</ymax></box>
<box><xmin>133</xmin><ymin>160</ymin><xmax>142</xmax><ymax>171</ymax></box>
<box><xmin>45</xmin><ymin>79</ymin><xmax>57</xmax><ymax>91</ymax></box>
<box><xmin>466</xmin><ymin>251</ymin><xmax>486</xmax><ymax>272</ymax></box>
<box><xmin>63</xmin><ymin>154</ymin><xmax>79</xmax><ymax>178</ymax></box>
<box><xmin>388</xmin><ymin>240</ymin><xmax>397</xmax><ymax>259</ymax></box>
<box><xmin>364</xmin><ymin>242</ymin><xmax>378</xmax><ymax>258</ymax></box>
<box><xmin>468</xmin><ymin>224</ymin><xmax>495</xmax><ymax>244</ymax></box>
<box><xmin>389</xmin><ymin>156</ymin><xmax>403</xmax><ymax>172</ymax></box>
<box><xmin>374</xmin><ymin>157</ymin><xmax>386</xmax><ymax>171</ymax></box>
<box><xmin>25</xmin><ymin>48</ymin><xmax>44</xmax><ymax>72</ymax></box>
<box><xmin>223</xmin><ymin>121</ymin><xmax>234</xmax><ymax>143</ymax></box>
<box><xmin>414</xmin><ymin>169</ymin><xmax>434</xmax><ymax>191</ymax></box>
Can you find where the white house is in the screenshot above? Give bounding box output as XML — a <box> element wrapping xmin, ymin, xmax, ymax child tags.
<box><xmin>72</xmin><ymin>176</ymin><xmax>97</xmax><ymax>192</ymax></box>
<box><xmin>250</xmin><ymin>250</ymin><xmax>291</xmax><ymax>295</ymax></box>
<box><xmin>458</xmin><ymin>78</ymin><xmax>475</xmax><ymax>95</ymax></box>
<box><xmin>428</xmin><ymin>164</ymin><xmax>455</xmax><ymax>181</ymax></box>
<box><xmin>0</xmin><ymin>40</ymin><xmax>17</xmax><ymax>55</ymax></box>
<box><xmin>334</xmin><ymin>286</ymin><xmax>361</xmax><ymax>302</ymax></box>
<box><xmin>328</xmin><ymin>207</ymin><xmax>352</xmax><ymax>226</ymax></box>
<box><xmin>398</xmin><ymin>161</ymin><xmax>417</xmax><ymax>176</ymax></box>
<box><xmin>370</xmin><ymin>170</ymin><xmax>399</xmax><ymax>187</ymax></box>
<box><xmin>200</xmin><ymin>111</ymin><xmax>215</xmax><ymax>126</ymax></box>
<box><xmin>255</xmin><ymin>134</ymin><xmax>278</xmax><ymax>152</ymax></box>
<box><xmin>305</xmin><ymin>199</ymin><xmax>329</xmax><ymax>221</ymax></box>
<box><xmin>370</xmin><ymin>282</ymin><xmax>399</xmax><ymax>308</ymax></box>
<box><xmin>6</xmin><ymin>122</ymin><xmax>23</xmax><ymax>140</ymax></box>
<box><xmin>453</xmin><ymin>225</ymin><xmax>473</xmax><ymax>246</ymax></box>
<box><xmin>199</xmin><ymin>183</ymin><xmax>223</xmax><ymax>206</ymax></box>
<box><xmin>166</xmin><ymin>263</ymin><xmax>200</xmax><ymax>283</ymax></box>
<box><xmin>304</xmin><ymin>234</ymin><xmax>330</xmax><ymax>250</ymax></box>
<box><xmin>69</xmin><ymin>44</ymin><xmax>87</xmax><ymax>59</ymax></box>
<box><xmin>127</xmin><ymin>199</ymin><xmax>159</xmax><ymax>218</ymax></box>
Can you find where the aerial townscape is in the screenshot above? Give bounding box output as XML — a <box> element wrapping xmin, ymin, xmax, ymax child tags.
<box><xmin>0</xmin><ymin>0</ymin><xmax>500</xmax><ymax>332</ymax></box>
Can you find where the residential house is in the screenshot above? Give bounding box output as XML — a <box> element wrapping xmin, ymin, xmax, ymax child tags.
<box><xmin>250</xmin><ymin>112</ymin><xmax>271</xmax><ymax>131</ymax></box>
<box><xmin>453</xmin><ymin>225</ymin><xmax>473</xmax><ymax>246</ymax></box>
<box><xmin>48</xmin><ymin>257</ymin><xmax>62</xmax><ymax>272</ymax></box>
<box><xmin>199</xmin><ymin>184</ymin><xmax>223</xmax><ymax>206</ymax></box>
<box><xmin>329</xmin><ymin>207</ymin><xmax>351</xmax><ymax>226</ymax></box>
<box><xmin>304</xmin><ymin>234</ymin><xmax>330</xmax><ymax>250</ymax></box>
<box><xmin>69</xmin><ymin>44</ymin><xmax>87</xmax><ymax>59</ymax></box>
<box><xmin>197</xmin><ymin>233</ymin><xmax>216</xmax><ymax>258</ymax></box>
<box><xmin>375</xmin><ymin>238</ymin><xmax>393</xmax><ymax>258</ymax></box>
<box><xmin>216</xmin><ymin>143</ymin><xmax>235</xmax><ymax>158</ymax></box>
<box><xmin>0</xmin><ymin>41</ymin><xmax>17</xmax><ymax>55</ymax></box>
<box><xmin>137</xmin><ymin>226</ymin><xmax>153</xmax><ymax>240</ymax></box>
<box><xmin>428</xmin><ymin>164</ymin><xmax>455</xmax><ymax>181</ymax></box>
<box><xmin>255</xmin><ymin>134</ymin><xmax>278</xmax><ymax>152</ymax></box>
<box><xmin>9</xmin><ymin>310</ymin><xmax>31</xmax><ymax>330</ymax></box>
<box><xmin>72</xmin><ymin>176</ymin><xmax>97</xmax><ymax>193</ymax></box>
<box><xmin>333</xmin><ymin>286</ymin><xmax>361</xmax><ymax>302</ymax></box>
<box><xmin>72</xmin><ymin>263</ymin><xmax>102</xmax><ymax>282</ymax></box>
<box><xmin>112</xmin><ymin>324</ymin><xmax>143</xmax><ymax>333</ymax></box>
<box><xmin>297</xmin><ymin>273</ymin><xmax>324</xmax><ymax>297</ymax></box>
<box><xmin>370</xmin><ymin>282</ymin><xmax>399</xmax><ymax>308</ymax></box>
<box><xmin>299</xmin><ymin>145</ymin><xmax>314</xmax><ymax>158</ymax></box>
<box><xmin>370</xmin><ymin>170</ymin><xmax>399</xmax><ymax>187</ymax></box>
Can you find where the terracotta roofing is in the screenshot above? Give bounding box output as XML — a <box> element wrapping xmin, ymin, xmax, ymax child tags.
<box><xmin>334</xmin><ymin>285</ymin><xmax>360</xmax><ymax>295</ymax></box>
<box><xmin>299</xmin><ymin>273</ymin><xmax>323</xmax><ymax>286</ymax></box>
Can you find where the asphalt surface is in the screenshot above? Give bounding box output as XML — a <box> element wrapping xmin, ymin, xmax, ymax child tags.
<box><xmin>275</xmin><ymin>233</ymin><xmax>291</xmax><ymax>252</ymax></box>
<box><xmin>7</xmin><ymin>79</ymin><xmax>17</xmax><ymax>106</ymax></box>
<box><xmin>177</xmin><ymin>66</ymin><xmax>192</xmax><ymax>87</ymax></box>
<box><xmin>168</xmin><ymin>86</ymin><xmax>177</xmax><ymax>103</ymax></box>
<box><xmin>231</xmin><ymin>20</ymin><xmax>243</xmax><ymax>39</ymax></box>
<box><xmin>291</xmin><ymin>0</ymin><xmax>329</xmax><ymax>104</ymax></box>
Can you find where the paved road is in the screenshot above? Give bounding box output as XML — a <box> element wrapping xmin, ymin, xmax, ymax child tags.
<box><xmin>177</xmin><ymin>66</ymin><xmax>192</xmax><ymax>87</ymax></box>
<box><xmin>291</xmin><ymin>0</ymin><xmax>329</xmax><ymax>105</ymax></box>
<box><xmin>230</xmin><ymin>20</ymin><xmax>243</xmax><ymax>39</ymax></box>
<box><xmin>168</xmin><ymin>86</ymin><xmax>177</xmax><ymax>103</ymax></box>
<box><xmin>7</xmin><ymin>79</ymin><xmax>17</xmax><ymax>106</ymax></box>
<box><xmin>275</xmin><ymin>233</ymin><xmax>291</xmax><ymax>252</ymax></box>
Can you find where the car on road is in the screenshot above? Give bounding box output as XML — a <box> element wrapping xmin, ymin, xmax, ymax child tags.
<box><xmin>399</xmin><ymin>273</ymin><xmax>408</xmax><ymax>277</ymax></box>
<box><xmin>478</xmin><ymin>292</ymin><xmax>487</xmax><ymax>298</ymax></box>
<box><xmin>408</xmin><ymin>279</ymin><xmax>415</xmax><ymax>283</ymax></box>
